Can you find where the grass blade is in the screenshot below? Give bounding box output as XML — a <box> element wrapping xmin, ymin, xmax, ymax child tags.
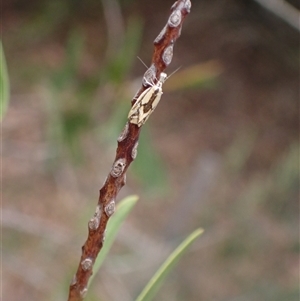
<box><xmin>88</xmin><ymin>195</ymin><xmax>138</xmax><ymax>287</ymax></box>
<box><xmin>135</xmin><ymin>228</ymin><xmax>204</xmax><ymax>301</ymax></box>
<box><xmin>0</xmin><ymin>41</ymin><xmax>10</xmax><ymax>119</ymax></box>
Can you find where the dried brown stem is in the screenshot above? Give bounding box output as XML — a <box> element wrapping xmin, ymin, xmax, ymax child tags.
<box><xmin>68</xmin><ymin>1</ymin><xmax>191</xmax><ymax>300</ymax></box>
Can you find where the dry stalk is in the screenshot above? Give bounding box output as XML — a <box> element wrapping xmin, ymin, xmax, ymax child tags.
<box><xmin>68</xmin><ymin>1</ymin><xmax>191</xmax><ymax>300</ymax></box>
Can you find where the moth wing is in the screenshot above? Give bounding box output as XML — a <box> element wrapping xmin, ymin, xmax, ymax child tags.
<box><xmin>140</xmin><ymin>87</ymin><xmax>154</xmax><ymax>105</ymax></box>
<box><xmin>151</xmin><ymin>90</ymin><xmax>162</xmax><ymax>110</ymax></box>
<box><xmin>128</xmin><ymin>88</ymin><xmax>151</xmax><ymax>118</ymax></box>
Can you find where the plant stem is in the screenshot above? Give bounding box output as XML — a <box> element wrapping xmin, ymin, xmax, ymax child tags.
<box><xmin>68</xmin><ymin>1</ymin><xmax>191</xmax><ymax>300</ymax></box>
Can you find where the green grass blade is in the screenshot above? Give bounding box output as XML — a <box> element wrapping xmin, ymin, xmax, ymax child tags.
<box><xmin>0</xmin><ymin>41</ymin><xmax>10</xmax><ymax>119</ymax></box>
<box><xmin>88</xmin><ymin>195</ymin><xmax>139</xmax><ymax>287</ymax></box>
<box><xmin>135</xmin><ymin>228</ymin><xmax>204</xmax><ymax>301</ymax></box>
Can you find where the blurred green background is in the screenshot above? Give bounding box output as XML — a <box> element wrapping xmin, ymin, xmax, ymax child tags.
<box><xmin>2</xmin><ymin>0</ymin><xmax>299</xmax><ymax>300</ymax></box>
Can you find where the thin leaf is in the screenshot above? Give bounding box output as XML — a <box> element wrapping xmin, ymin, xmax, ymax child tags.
<box><xmin>0</xmin><ymin>41</ymin><xmax>10</xmax><ymax>119</ymax></box>
<box><xmin>135</xmin><ymin>228</ymin><xmax>204</xmax><ymax>301</ymax></box>
<box><xmin>88</xmin><ymin>195</ymin><xmax>139</xmax><ymax>287</ymax></box>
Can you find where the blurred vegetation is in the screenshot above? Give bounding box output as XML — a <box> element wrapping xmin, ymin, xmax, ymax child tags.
<box><xmin>0</xmin><ymin>41</ymin><xmax>10</xmax><ymax>118</ymax></box>
<box><xmin>46</xmin><ymin>17</ymin><xmax>142</xmax><ymax>162</ymax></box>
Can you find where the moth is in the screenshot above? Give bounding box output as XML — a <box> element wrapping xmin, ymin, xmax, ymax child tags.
<box><xmin>128</xmin><ymin>72</ymin><xmax>167</xmax><ymax>127</ymax></box>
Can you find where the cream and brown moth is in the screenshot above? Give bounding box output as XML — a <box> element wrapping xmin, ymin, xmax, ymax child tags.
<box><xmin>128</xmin><ymin>72</ymin><xmax>167</xmax><ymax>127</ymax></box>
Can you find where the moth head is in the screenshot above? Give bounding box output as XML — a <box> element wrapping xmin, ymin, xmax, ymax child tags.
<box><xmin>159</xmin><ymin>72</ymin><xmax>167</xmax><ymax>83</ymax></box>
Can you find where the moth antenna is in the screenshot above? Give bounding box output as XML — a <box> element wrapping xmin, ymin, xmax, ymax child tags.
<box><xmin>166</xmin><ymin>66</ymin><xmax>181</xmax><ymax>80</ymax></box>
<box><xmin>137</xmin><ymin>56</ymin><xmax>149</xmax><ymax>69</ymax></box>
